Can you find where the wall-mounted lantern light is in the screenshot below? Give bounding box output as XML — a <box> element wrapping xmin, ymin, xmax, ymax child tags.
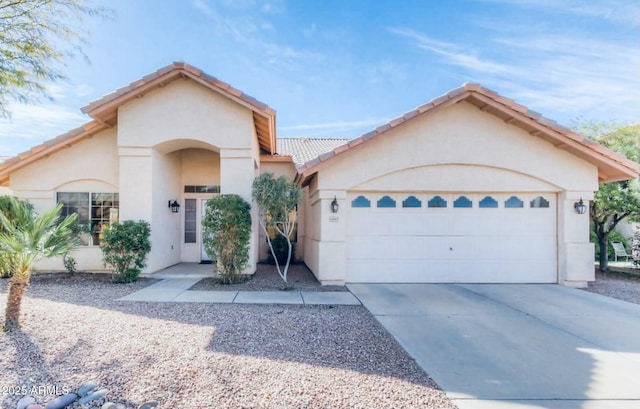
<box><xmin>168</xmin><ymin>200</ymin><xmax>180</xmax><ymax>213</ymax></box>
<box><xmin>331</xmin><ymin>196</ymin><xmax>339</xmax><ymax>213</ymax></box>
<box><xmin>574</xmin><ymin>198</ymin><xmax>586</xmax><ymax>215</ymax></box>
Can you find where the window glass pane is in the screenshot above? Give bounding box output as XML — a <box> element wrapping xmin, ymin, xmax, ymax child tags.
<box><xmin>91</xmin><ymin>192</ymin><xmax>119</xmax><ymax>245</ymax></box>
<box><xmin>184</xmin><ymin>198</ymin><xmax>197</xmax><ymax>243</ymax></box>
<box><xmin>427</xmin><ymin>196</ymin><xmax>447</xmax><ymax>208</ymax></box>
<box><xmin>530</xmin><ymin>196</ymin><xmax>550</xmax><ymax>208</ymax></box>
<box><xmin>377</xmin><ymin>195</ymin><xmax>396</xmax><ymax>208</ymax></box>
<box><xmin>351</xmin><ymin>196</ymin><xmax>371</xmax><ymax>208</ymax></box>
<box><xmin>479</xmin><ymin>196</ymin><xmax>498</xmax><ymax>208</ymax></box>
<box><xmin>57</xmin><ymin>192</ymin><xmax>116</xmax><ymax>246</ymax></box>
<box><xmin>453</xmin><ymin>196</ymin><xmax>473</xmax><ymax>208</ymax></box>
<box><xmin>402</xmin><ymin>196</ymin><xmax>422</xmax><ymax>208</ymax></box>
<box><xmin>505</xmin><ymin>196</ymin><xmax>524</xmax><ymax>208</ymax></box>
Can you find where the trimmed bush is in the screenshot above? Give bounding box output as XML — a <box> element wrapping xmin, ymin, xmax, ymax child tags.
<box><xmin>100</xmin><ymin>220</ymin><xmax>151</xmax><ymax>283</ymax></box>
<box><xmin>202</xmin><ymin>195</ymin><xmax>252</xmax><ymax>284</ymax></box>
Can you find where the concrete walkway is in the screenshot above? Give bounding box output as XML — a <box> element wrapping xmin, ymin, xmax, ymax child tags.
<box><xmin>119</xmin><ymin>276</ymin><xmax>361</xmax><ymax>305</ymax></box>
<box><xmin>348</xmin><ymin>283</ymin><xmax>640</xmax><ymax>409</ymax></box>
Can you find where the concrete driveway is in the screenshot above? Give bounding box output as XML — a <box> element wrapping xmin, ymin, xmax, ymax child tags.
<box><xmin>348</xmin><ymin>283</ymin><xmax>640</xmax><ymax>409</ymax></box>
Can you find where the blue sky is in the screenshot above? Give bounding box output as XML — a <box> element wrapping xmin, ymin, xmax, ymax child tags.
<box><xmin>1</xmin><ymin>0</ymin><xmax>638</xmax><ymax>156</ymax></box>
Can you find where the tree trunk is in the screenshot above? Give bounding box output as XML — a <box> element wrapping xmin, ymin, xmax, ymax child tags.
<box><xmin>598</xmin><ymin>235</ymin><xmax>610</xmax><ymax>272</ymax></box>
<box><xmin>4</xmin><ymin>276</ymin><xmax>29</xmax><ymax>331</ymax></box>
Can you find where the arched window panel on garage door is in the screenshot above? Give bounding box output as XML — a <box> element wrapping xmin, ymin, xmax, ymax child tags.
<box><xmin>530</xmin><ymin>196</ymin><xmax>550</xmax><ymax>208</ymax></box>
<box><xmin>453</xmin><ymin>196</ymin><xmax>473</xmax><ymax>208</ymax></box>
<box><xmin>427</xmin><ymin>196</ymin><xmax>447</xmax><ymax>208</ymax></box>
<box><xmin>479</xmin><ymin>196</ymin><xmax>498</xmax><ymax>208</ymax></box>
<box><xmin>377</xmin><ymin>195</ymin><xmax>396</xmax><ymax>208</ymax></box>
<box><xmin>351</xmin><ymin>195</ymin><xmax>371</xmax><ymax>208</ymax></box>
<box><xmin>505</xmin><ymin>196</ymin><xmax>524</xmax><ymax>208</ymax></box>
<box><xmin>402</xmin><ymin>195</ymin><xmax>422</xmax><ymax>208</ymax></box>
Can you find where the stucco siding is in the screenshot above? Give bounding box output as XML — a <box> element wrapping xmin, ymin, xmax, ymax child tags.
<box><xmin>318</xmin><ymin>102</ymin><xmax>598</xmax><ymax>192</ymax></box>
<box><xmin>118</xmin><ymin>79</ymin><xmax>255</xmax><ymax>150</ymax></box>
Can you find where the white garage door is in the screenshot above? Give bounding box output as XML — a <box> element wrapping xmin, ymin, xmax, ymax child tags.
<box><xmin>347</xmin><ymin>193</ymin><xmax>557</xmax><ymax>283</ymax></box>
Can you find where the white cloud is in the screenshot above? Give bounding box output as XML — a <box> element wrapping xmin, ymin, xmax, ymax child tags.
<box><xmin>387</xmin><ymin>28</ymin><xmax>511</xmax><ymax>74</ymax></box>
<box><xmin>474</xmin><ymin>0</ymin><xmax>640</xmax><ymax>27</ymax></box>
<box><xmin>279</xmin><ymin>118</ymin><xmax>389</xmax><ymax>135</ymax></box>
<box><xmin>0</xmin><ymin>102</ymin><xmax>88</xmax><ymax>155</ymax></box>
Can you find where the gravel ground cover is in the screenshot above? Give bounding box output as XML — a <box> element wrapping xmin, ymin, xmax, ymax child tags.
<box><xmin>582</xmin><ymin>268</ymin><xmax>640</xmax><ymax>304</ymax></box>
<box><xmin>0</xmin><ymin>273</ymin><xmax>454</xmax><ymax>409</ymax></box>
<box><xmin>190</xmin><ymin>263</ymin><xmax>349</xmax><ymax>292</ymax></box>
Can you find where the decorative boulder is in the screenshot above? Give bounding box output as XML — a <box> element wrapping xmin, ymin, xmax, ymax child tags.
<box><xmin>101</xmin><ymin>403</ymin><xmax>118</xmax><ymax>409</ymax></box>
<box><xmin>17</xmin><ymin>396</ymin><xmax>36</xmax><ymax>409</ymax></box>
<box><xmin>78</xmin><ymin>389</ymin><xmax>109</xmax><ymax>405</ymax></box>
<box><xmin>25</xmin><ymin>405</ymin><xmax>44</xmax><ymax>409</ymax></box>
<box><xmin>44</xmin><ymin>394</ymin><xmax>78</xmax><ymax>409</ymax></box>
<box><xmin>77</xmin><ymin>380</ymin><xmax>98</xmax><ymax>398</ymax></box>
<box><xmin>137</xmin><ymin>401</ymin><xmax>158</xmax><ymax>409</ymax></box>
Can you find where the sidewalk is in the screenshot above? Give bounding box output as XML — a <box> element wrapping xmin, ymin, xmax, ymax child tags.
<box><xmin>119</xmin><ymin>277</ymin><xmax>361</xmax><ymax>305</ymax></box>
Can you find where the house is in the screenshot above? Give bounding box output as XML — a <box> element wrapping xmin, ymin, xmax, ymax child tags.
<box><xmin>0</xmin><ymin>62</ymin><xmax>638</xmax><ymax>287</ymax></box>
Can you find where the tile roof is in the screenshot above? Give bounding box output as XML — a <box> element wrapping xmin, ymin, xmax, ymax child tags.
<box><xmin>295</xmin><ymin>83</ymin><xmax>640</xmax><ymax>186</ymax></box>
<box><xmin>277</xmin><ymin>138</ymin><xmax>350</xmax><ymax>166</ymax></box>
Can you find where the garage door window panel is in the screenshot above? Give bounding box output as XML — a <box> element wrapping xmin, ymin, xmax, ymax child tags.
<box><xmin>377</xmin><ymin>196</ymin><xmax>396</xmax><ymax>208</ymax></box>
<box><xmin>530</xmin><ymin>196</ymin><xmax>550</xmax><ymax>208</ymax></box>
<box><xmin>479</xmin><ymin>196</ymin><xmax>498</xmax><ymax>208</ymax></box>
<box><xmin>402</xmin><ymin>196</ymin><xmax>422</xmax><ymax>208</ymax></box>
<box><xmin>453</xmin><ymin>196</ymin><xmax>473</xmax><ymax>208</ymax></box>
<box><xmin>428</xmin><ymin>196</ymin><xmax>447</xmax><ymax>208</ymax></box>
<box><xmin>351</xmin><ymin>196</ymin><xmax>371</xmax><ymax>208</ymax></box>
<box><xmin>505</xmin><ymin>196</ymin><xmax>524</xmax><ymax>208</ymax></box>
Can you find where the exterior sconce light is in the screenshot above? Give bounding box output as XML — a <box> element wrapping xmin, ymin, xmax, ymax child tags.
<box><xmin>574</xmin><ymin>198</ymin><xmax>586</xmax><ymax>215</ymax></box>
<box><xmin>331</xmin><ymin>196</ymin><xmax>339</xmax><ymax>213</ymax></box>
<box><xmin>168</xmin><ymin>200</ymin><xmax>180</xmax><ymax>213</ymax></box>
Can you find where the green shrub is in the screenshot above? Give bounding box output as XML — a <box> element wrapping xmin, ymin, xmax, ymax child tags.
<box><xmin>266</xmin><ymin>234</ymin><xmax>296</xmax><ymax>266</ymax></box>
<box><xmin>100</xmin><ymin>220</ymin><xmax>151</xmax><ymax>283</ymax></box>
<box><xmin>63</xmin><ymin>254</ymin><xmax>77</xmax><ymax>275</ymax></box>
<box><xmin>202</xmin><ymin>195</ymin><xmax>252</xmax><ymax>284</ymax></box>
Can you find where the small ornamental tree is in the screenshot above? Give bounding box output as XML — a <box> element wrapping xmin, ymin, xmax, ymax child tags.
<box><xmin>202</xmin><ymin>194</ymin><xmax>252</xmax><ymax>284</ymax></box>
<box><xmin>0</xmin><ymin>195</ymin><xmax>33</xmax><ymax>278</ymax></box>
<box><xmin>252</xmin><ymin>173</ymin><xmax>301</xmax><ymax>286</ymax></box>
<box><xmin>0</xmin><ymin>197</ymin><xmax>79</xmax><ymax>331</ymax></box>
<box><xmin>100</xmin><ymin>220</ymin><xmax>151</xmax><ymax>283</ymax></box>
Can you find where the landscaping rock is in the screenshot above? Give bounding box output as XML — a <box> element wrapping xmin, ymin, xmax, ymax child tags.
<box><xmin>44</xmin><ymin>393</ymin><xmax>78</xmax><ymax>409</ymax></box>
<box><xmin>16</xmin><ymin>396</ymin><xmax>36</xmax><ymax>409</ymax></box>
<box><xmin>115</xmin><ymin>404</ymin><xmax>126</xmax><ymax>409</ymax></box>
<box><xmin>25</xmin><ymin>405</ymin><xmax>44</xmax><ymax>409</ymax></box>
<box><xmin>77</xmin><ymin>380</ymin><xmax>98</xmax><ymax>397</ymax></box>
<box><xmin>137</xmin><ymin>401</ymin><xmax>158</xmax><ymax>409</ymax></box>
<box><xmin>78</xmin><ymin>389</ymin><xmax>109</xmax><ymax>405</ymax></box>
<box><xmin>101</xmin><ymin>403</ymin><xmax>118</xmax><ymax>409</ymax></box>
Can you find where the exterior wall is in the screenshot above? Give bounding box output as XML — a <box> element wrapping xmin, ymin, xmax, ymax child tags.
<box><xmin>9</xmin><ymin>128</ymin><xmax>118</xmax><ymax>271</ymax></box>
<box><xmin>304</xmin><ymin>102</ymin><xmax>599</xmax><ymax>286</ymax></box>
<box><xmin>256</xmin><ymin>161</ymin><xmax>304</xmax><ymax>262</ymax></box>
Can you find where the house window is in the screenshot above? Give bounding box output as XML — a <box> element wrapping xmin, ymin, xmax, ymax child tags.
<box><xmin>479</xmin><ymin>196</ymin><xmax>498</xmax><ymax>208</ymax></box>
<box><xmin>184</xmin><ymin>185</ymin><xmax>220</xmax><ymax>193</ymax></box>
<box><xmin>530</xmin><ymin>196</ymin><xmax>550</xmax><ymax>208</ymax></box>
<box><xmin>402</xmin><ymin>196</ymin><xmax>422</xmax><ymax>208</ymax></box>
<box><xmin>428</xmin><ymin>196</ymin><xmax>447</xmax><ymax>208</ymax></box>
<box><xmin>377</xmin><ymin>196</ymin><xmax>396</xmax><ymax>208</ymax></box>
<box><xmin>184</xmin><ymin>199</ymin><xmax>197</xmax><ymax>243</ymax></box>
<box><xmin>351</xmin><ymin>196</ymin><xmax>371</xmax><ymax>208</ymax></box>
<box><xmin>453</xmin><ymin>196</ymin><xmax>472</xmax><ymax>208</ymax></box>
<box><xmin>57</xmin><ymin>192</ymin><xmax>119</xmax><ymax>246</ymax></box>
<box><xmin>505</xmin><ymin>196</ymin><xmax>524</xmax><ymax>208</ymax></box>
